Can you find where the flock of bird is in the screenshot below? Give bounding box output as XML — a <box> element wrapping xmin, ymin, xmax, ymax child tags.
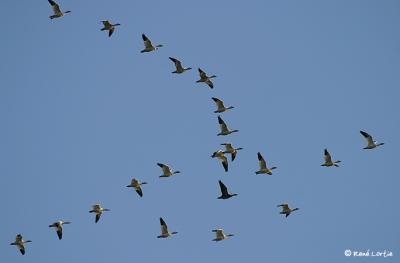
<box><xmin>9</xmin><ymin>0</ymin><xmax>386</xmax><ymax>256</ymax></box>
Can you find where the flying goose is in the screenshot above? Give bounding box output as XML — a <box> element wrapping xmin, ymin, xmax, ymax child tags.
<box><xmin>49</xmin><ymin>220</ymin><xmax>71</xmax><ymax>240</ymax></box>
<box><xmin>221</xmin><ymin>143</ymin><xmax>243</xmax><ymax>161</ymax></box>
<box><xmin>217</xmin><ymin>116</ymin><xmax>239</xmax><ymax>136</ymax></box>
<box><xmin>212</xmin><ymin>229</ymin><xmax>234</xmax><ymax>241</ymax></box>
<box><xmin>126</xmin><ymin>178</ymin><xmax>148</xmax><ymax>197</ymax></box>
<box><xmin>157</xmin><ymin>163</ymin><xmax>181</xmax><ymax>178</ymax></box>
<box><xmin>277</xmin><ymin>203</ymin><xmax>299</xmax><ymax>218</ymax></box>
<box><xmin>10</xmin><ymin>234</ymin><xmax>32</xmax><ymax>255</ymax></box>
<box><xmin>89</xmin><ymin>204</ymin><xmax>110</xmax><ymax>223</ymax></box>
<box><xmin>212</xmin><ymin>97</ymin><xmax>234</xmax><ymax>113</ymax></box>
<box><xmin>169</xmin><ymin>57</ymin><xmax>192</xmax><ymax>74</ymax></box>
<box><xmin>141</xmin><ymin>34</ymin><xmax>163</xmax><ymax>53</ymax></box>
<box><xmin>157</xmin><ymin>217</ymin><xmax>178</xmax><ymax>238</ymax></box>
<box><xmin>255</xmin><ymin>152</ymin><xmax>277</xmax><ymax>175</ymax></box>
<box><xmin>321</xmin><ymin>149</ymin><xmax>341</xmax><ymax>167</ymax></box>
<box><xmin>100</xmin><ymin>20</ymin><xmax>121</xmax><ymax>37</ymax></box>
<box><xmin>48</xmin><ymin>0</ymin><xmax>71</xmax><ymax>19</ymax></box>
<box><xmin>211</xmin><ymin>150</ymin><xmax>228</xmax><ymax>172</ymax></box>
<box><xmin>360</xmin><ymin>130</ymin><xmax>384</xmax><ymax>149</ymax></box>
<box><xmin>217</xmin><ymin>180</ymin><xmax>237</xmax><ymax>199</ymax></box>
<box><xmin>196</xmin><ymin>68</ymin><xmax>216</xmax><ymax>89</ymax></box>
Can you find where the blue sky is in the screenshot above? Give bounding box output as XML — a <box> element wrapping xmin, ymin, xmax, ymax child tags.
<box><xmin>0</xmin><ymin>0</ymin><xmax>399</xmax><ymax>262</ymax></box>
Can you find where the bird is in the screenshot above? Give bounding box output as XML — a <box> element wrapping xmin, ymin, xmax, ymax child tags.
<box><xmin>255</xmin><ymin>152</ymin><xmax>277</xmax><ymax>175</ymax></box>
<box><xmin>221</xmin><ymin>143</ymin><xmax>243</xmax><ymax>161</ymax></box>
<box><xmin>212</xmin><ymin>97</ymin><xmax>234</xmax><ymax>113</ymax></box>
<box><xmin>196</xmin><ymin>68</ymin><xmax>216</xmax><ymax>89</ymax></box>
<box><xmin>157</xmin><ymin>163</ymin><xmax>181</xmax><ymax>178</ymax></box>
<box><xmin>211</xmin><ymin>150</ymin><xmax>229</xmax><ymax>172</ymax></box>
<box><xmin>49</xmin><ymin>220</ymin><xmax>71</xmax><ymax>240</ymax></box>
<box><xmin>10</xmin><ymin>234</ymin><xmax>32</xmax><ymax>255</ymax></box>
<box><xmin>100</xmin><ymin>20</ymin><xmax>121</xmax><ymax>37</ymax></box>
<box><xmin>360</xmin><ymin>130</ymin><xmax>384</xmax><ymax>149</ymax></box>
<box><xmin>126</xmin><ymin>178</ymin><xmax>148</xmax><ymax>197</ymax></box>
<box><xmin>212</xmin><ymin>229</ymin><xmax>234</xmax><ymax>241</ymax></box>
<box><xmin>157</xmin><ymin>217</ymin><xmax>178</xmax><ymax>238</ymax></box>
<box><xmin>217</xmin><ymin>180</ymin><xmax>237</xmax><ymax>199</ymax></box>
<box><xmin>277</xmin><ymin>203</ymin><xmax>299</xmax><ymax>218</ymax></box>
<box><xmin>169</xmin><ymin>57</ymin><xmax>192</xmax><ymax>74</ymax></box>
<box><xmin>48</xmin><ymin>0</ymin><xmax>71</xmax><ymax>19</ymax></box>
<box><xmin>321</xmin><ymin>149</ymin><xmax>341</xmax><ymax>167</ymax></box>
<box><xmin>141</xmin><ymin>34</ymin><xmax>163</xmax><ymax>53</ymax></box>
<box><xmin>89</xmin><ymin>204</ymin><xmax>110</xmax><ymax>223</ymax></box>
<box><xmin>217</xmin><ymin>116</ymin><xmax>239</xmax><ymax>136</ymax></box>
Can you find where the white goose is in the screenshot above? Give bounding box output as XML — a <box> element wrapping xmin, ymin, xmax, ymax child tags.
<box><xmin>126</xmin><ymin>178</ymin><xmax>147</xmax><ymax>197</ymax></box>
<box><xmin>141</xmin><ymin>34</ymin><xmax>163</xmax><ymax>53</ymax></box>
<box><xmin>169</xmin><ymin>57</ymin><xmax>192</xmax><ymax>74</ymax></box>
<box><xmin>255</xmin><ymin>152</ymin><xmax>277</xmax><ymax>175</ymax></box>
<box><xmin>212</xmin><ymin>229</ymin><xmax>234</xmax><ymax>241</ymax></box>
<box><xmin>321</xmin><ymin>149</ymin><xmax>341</xmax><ymax>167</ymax></box>
<box><xmin>360</xmin><ymin>130</ymin><xmax>384</xmax><ymax>149</ymax></box>
<box><xmin>221</xmin><ymin>143</ymin><xmax>243</xmax><ymax>161</ymax></box>
<box><xmin>89</xmin><ymin>204</ymin><xmax>110</xmax><ymax>223</ymax></box>
<box><xmin>212</xmin><ymin>97</ymin><xmax>234</xmax><ymax>113</ymax></box>
<box><xmin>277</xmin><ymin>203</ymin><xmax>299</xmax><ymax>218</ymax></box>
<box><xmin>196</xmin><ymin>68</ymin><xmax>216</xmax><ymax>89</ymax></box>
<box><xmin>100</xmin><ymin>20</ymin><xmax>121</xmax><ymax>37</ymax></box>
<box><xmin>211</xmin><ymin>150</ymin><xmax>229</xmax><ymax>172</ymax></box>
<box><xmin>49</xmin><ymin>220</ymin><xmax>71</xmax><ymax>240</ymax></box>
<box><xmin>48</xmin><ymin>0</ymin><xmax>71</xmax><ymax>19</ymax></box>
<box><xmin>157</xmin><ymin>163</ymin><xmax>181</xmax><ymax>178</ymax></box>
<box><xmin>217</xmin><ymin>116</ymin><xmax>239</xmax><ymax>136</ymax></box>
<box><xmin>10</xmin><ymin>234</ymin><xmax>32</xmax><ymax>255</ymax></box>
<box><xmin>157</xmin><ymin>217</ymin><xmax>178</xmax><ymax>238</ymax></box>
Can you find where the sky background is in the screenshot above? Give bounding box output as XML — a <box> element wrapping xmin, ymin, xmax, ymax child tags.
<box><xmin>0</xmin><ymin>0</ymin><xmax>399</xmax><ymax>262</ymax></box>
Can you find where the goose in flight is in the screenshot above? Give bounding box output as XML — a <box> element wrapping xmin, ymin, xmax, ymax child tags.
<box><xmin>360</xmin><ymin>130</ymin><xmax>384</xmax><ymax>149</ymax></box>
<box><xmin>212</xmin><ymin>97</ymin><xmax>234</xmax><ymax>113</ymax></box>
<box><xmin>10</xmin><ymin>234</ymin><xmax>32</xmax><ymax>255</ymax></box>
<box><xmin>321</xmin><ymin>149</ymin><xmax>341</xmax><ymax>167</ymax></box>
<box><xmin>157</xmin><ymin>163</ymin><xmax>181</xmax><ymax>178</ymax></box>
<box><xmin>100</xmin><ymin>20</ymin><xmax>120</xmax><ymax>37</ymax></box>
<box><xmin>169</xmin><ymin>57</ymin><xmax>192</xmax><ymax>74</ymax></box>
<box><xmin>221</xmin><ymin>143</ymin><xmax>243</xmax><ymax>161</ymax></box>
<box><xmin>217</xmin><ymin>116</ymin><xmax>239</xmax><ymax>136</ymax></box>
<box><xmin>217</xmin><ymin>180</ymin><xmax>237</xmax><ymax>199</ymax></box>
<box><xmin>141</xmin><ymin>34</ymin><xmax>163</xmax><ymax>53</ymax></box>
<box><xmin>126</xmin><ymin>178</ymin><xmax>147</xmax><ymax>197</ymax></box>
<box><xmin>211</xmin><ymin>150</ymin><xmax>228</xmax><ymax>172</ymax></box>
<box><xmin>89</xmin><ymin>204</ymin><xmax>110</xmax><ymax>223</ymax></box>
<box><xmin>255</xmin><ymin>152</ymin><xmax>277</xmax><ymax>175</ymax></box>
<box><xmin>277</xmin><ymin>203</ymin><xmax>299</xmax><ymax>218</ymax></box>
<box><xmin>48</xmin><ymin>0</ymin><xmax>71</xmax><ymax>19</ymax></box>
<box><xmin>196</xmin><ymin>68</ymin><xmax>216</xmax><ymax>89</ymax></box>
<box><xmin>49</xmin><ymin>220</ymin><xmax>71</xmax><ymax>240</ymax></box>
<box><xmin>157</xmin><ymin>217</ymin><xmax>178</xmax><ymax>238</ymax></box>
<box><xmin>212</xmin><ymin>229</ymin><xmax>234</xmax><ymax>241</ymax></box>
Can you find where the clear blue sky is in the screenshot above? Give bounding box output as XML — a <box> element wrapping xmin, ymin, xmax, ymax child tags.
<box><xmin>1</xmin><ymin>0</ymin><xmax>399</xmax><ymax>262</ymax></box>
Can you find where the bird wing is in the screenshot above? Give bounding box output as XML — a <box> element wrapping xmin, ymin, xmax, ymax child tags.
<box><xmin>221</xmin><ymin>156</ymin><xmax>228</xmax><ymax>172</ymax></box>
<box><xmin>218</xmin><ymin>180</ymin><xmax>229</xmax><ymax>196</ymax></box>
<box><xmin>257</xmin><ymin>152</ymin><xmax>267</xmax><ymax>169</ymax></box>
<box><xmin>95</xmin><ymin>213</ymin><xmax>101</xmax><ymax>223</ymax></box>
<box><xmin>109</xmin><ymin>28</ymin><xmax>114</xmax><ymax>37</ymax></box>
<box><xmin>218</xmin><ymin>116</ymin><xmax>228</xmax><ymax>133</ymax></box>
<box><xmin>135</xmin><ymin>186</ymin><xmax>143</xmax><ymax>197</ymax></box>
<box><xmin>198</xmin><ymin>68</ymin><xmax>207</xmax><ymax>79</ymax></box>
<box><xmin>142</xmin><ymin>34</ymin><xmax>153</xmax><ymax>48</ymax></box>
<box><xmin>360</xmin><ymin>130</ymin><xmax>374</xmax><ymax>145</ymax></box>
<box><xmin>212</xmin><ymin>97</ymin><xmax>225</xmax><ymax>110</ymax></box>
<box><xmin>277</xmin><ymin>203</ymin><xmax>289</xmax><ymax>210</ymax></box>
<box><xmin>48</xmin><ymin>0</ymin><xmax>61</xmax><ymax>14</ymax></box>
<box><xmin>56</xmin><ymin>228</ymin><xmax>63</xmax><ymax>240</ymax></box>
<box><xmin>324</xmin><ymin>149</ymin><xmax>332</xmax><ymax>163</ymax></box>
<box><xmin>160</xmin><ymin>218</ymin><xmax>169</xmax><ymax>235</ymax></box>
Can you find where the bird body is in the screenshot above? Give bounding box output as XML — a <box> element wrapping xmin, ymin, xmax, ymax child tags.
<box><xmin>221</xmin><ymin>143</ymin><xmax>243</xmax><ymax>161</ymax></box>
<box><xmin>217</xmin><ymin>180</ymin><xmax>237</xmax><ymax>199</ymax></box>
<box><xmin>48</xmin><ymin>0</ymin><xmax>71</xmax><ymax>19</ymax></box>
<box><xmin>157</xmin><ymin>163</ymin><xmax>181</xmax><ymax>178</ymax></box>
<box><xmin>141</xmin><ymin>34</ymin><xmax>163</xmax><ymax>53</ymax></box>
<box><xmin>89</xmin><ymin>204</ymin><xmax>110</xmax><ymax>223</ymax></box>
<box><xmin>10</xmin><ymin>234</ymin><xmax>32</xmax><ymax>255</ymax></box>
<box><xmin>212</xmin><ymin>229</ymin><xmax>234</xmax><ymax>241</ymax></box>
<box><xmin>49</xmin><ymin>220</ymin><xmax>71</xmax><ymax>240</ymax></box>
<box><xmin>277</xmin><ymin>203</ymin><xmax>299</xmax><ymax>217</ymax></box>
<box><xmin>157</xmin><ymin>217</ymin><xmax>178</xmax><ymax>238</ymax></box>
<box><xmin>126</xmin><ymin>178</ymin><xmax>147</xmax><ymax>197</ymax></box>
<box><xmin>255</xmin><ymin>152</ymin><xmax>277</xmax><ymax>175</ymax></box>
<box><xmin>212</xmin><ymin>97</ymin><xmax>234</xmax><ymax>113</ymax></box>
<box><xmin>211</xmin><ymin>150</ymin><xmax>229</xmax><ymax>172</ymax></box>
<box><xmin>217</xmin><ymin>116</ymin><xmax>238</xmax><ymax>136</ymax></box>
<box><xmin>101</xmin><ymin>20</ymin><xmax>121</xmax><ymax>37</ymax></box>
<box><xmin>321</xmin><ymin>148</ymin><xmax>341</xmax><ymax>167</ymax></box>
<box><xmin>360</xmin><ymin>130</ymin><xmax>384</xmax><ymax>149</ymax></box>
<box><xmin>196</xmin><ymin>68</ymin><xmax>216</xmax><ymax>89</ymax></box>
<box><xmin>169</xmin><ymin>57</ymin><xmax>192</xmax><ymax>73</ymax></box>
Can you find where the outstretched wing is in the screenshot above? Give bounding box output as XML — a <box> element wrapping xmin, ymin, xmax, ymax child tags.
<box><xmin>324</xmin><ymin>148</ymin><xmax>332</xmax><ymax>163</ymax></box>
<box><xmin>257</xmin><ymin>152</ymin><xmax>267</xmax><ymax>169</ymax></box>
<box><xmin>142</xmin><ymin>34</ymin><xmax>153</xmax><ymax>48</ymax></box>
<box><xmin>218</xmin><ymin>180</ymin><xmax>229</xmax><ymax>196</ymax></box>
